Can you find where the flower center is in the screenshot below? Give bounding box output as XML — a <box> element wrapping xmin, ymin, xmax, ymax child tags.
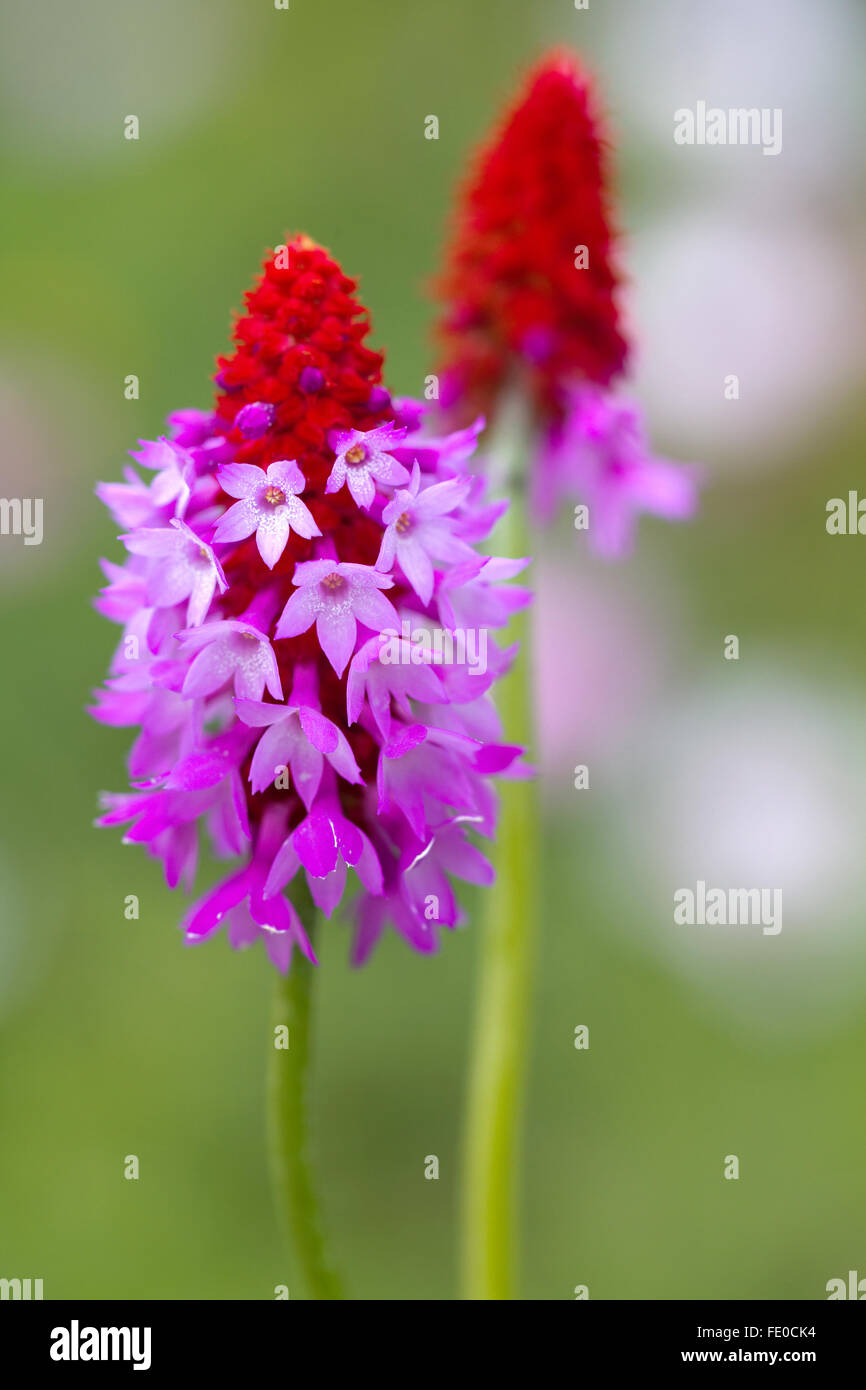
<box><xmin>321</xmin><ymin>572</ymin><xmax>346</xmax><ymax>594</ymax></box>
<box><xmin>345</xmin><ymin>445</ymin><xmax>367</xmax><ymax>465</ymax></box>
<box><xmin>395</xmin><ymin>511</ymin><xmax>412</xmax><ymax>534</ymax></box>
<box><xmin>263</xmin><ymin>485</ymin><xmax>286</xmax><ymax>506</ymax></box>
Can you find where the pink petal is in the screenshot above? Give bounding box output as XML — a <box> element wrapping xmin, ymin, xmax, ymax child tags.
<box><xmin>299</xmin><ymin>708</ymin><xmax>362</xmax><ymax>784</ymax></box>
<box><xmin>182</xmin><ymin>641</ymin><xmax>233</xmax><ymax>698</ymax></box>
<box><xmin>414</xmin><ymin>475</ymin><xmax>471</xmax><ymax>518</ymax></box>
<box><xmin>308</xmin><ymin>859</ymin><xmax>347</xmax><ymax>917</ymax></box>
<box><xmin>147</xmin><ymin>559</ymin><xmax>193</xmax><ymax>609</ymax></box>
<box><xmin>316</xmin><ymin>607</ymin><xmax>357</xmax><ymax>678</ymax></box>
<box><xmin>217</xmin><ymin>462</ymin><xmax>266</xmax><ymax>499</ymax></box>
<box><xmin>297</xmin><ymin>706</ymin><xmax>339</xmax><ymax>754</ymax></box>
<box><xmin>324</xmin><ymin>458</ymin><xmax>346</xmax><ymax>495</ymax></box>
<box><xmin>629</xmin><ymin>461</ymin><xmax>698</xmax><ymax>520</ymax></box>
<box><xmin>286</xmin><ymin>495</ymin><xmax>321</xmax><ymax>540</ymax></box>
<box><xmin>121</xmin><ymin>527</ymin><xmax>181</xmax><ymax>558</ymax></box>
<box><xmin>266</xmin><ymin>459</ymin><xmax>305</xmax><ymax>494</ymax></box>
<box><xmin>338</xmin><ymin>563</ymin><xmax>393</xmax><ymax>588</ymax></box>
<box><xmin>275</xmin><ymin>584</ymin><xmax>321</xmax><ymax>640</ymax></box>
<box><xmin>375</xmin><ymin>526</ymin><xmax>397</xmax><ymax>572</ymax></box>
<box><xmin>255</xmin><ymin>510</ymin><xmax>292</xmax><ymax>569</ymax></box>
<box><xmin>235</xmin><ymin>698</ymin><xmax>291</xmax><ymax>728</ymax></box>
<box><xmin>293</xmin><ymin>559</ymin><xmax>341</xmax><ymax>585</ymax></box>
<box><xmin>183</xmin><ymin>873</ymin><xmax>249</xmax><ymax>942</ymax></box>
<box><xmin>263</xmin><ymin>931</ymin><xmax>292</xmax><ymax>975</ymax></box>
<box><xmin>351</xmin><ymin>584</ymin><xmax>399</xmax><ymax>634</ymax></box>
<box><xmin>346</xmin><ymin>467</ymin><xmax>376</xmax><ymax>510</ymax></box>
<box><xmin>186</xmin><ymin>569</ymin><xmax>219</xmax><ymax>627</ymax></box>
<box><xmin>264</xmin><ymin>837</ymin><xmax>301</xmax><ymax>898</ymax></box>
<box><xmin>288</xmin><ymin>735</ymin><xmax>324</xmax><ymax>811</ymax></box>
<box><xmin>249</xmin><ymin>720</ymin><xmax>294</xmax><ymax>795</ymax></box>
<box><xmin>369</xmin><ymin>454</ymin><xmax>410</xmax><ymax>486</ymax></box>
<box><xmin>213</xmin><ymin>498</ymin><xmax>259</xmax><ymax>545</ymax></box>
<box><xmin>395</xmin><ymin>536</ymin><xmax>434</xmax><ymax>604</ymax></box>
<box><xmin>294</xmin><ymin>814</ymin><xmax>339</xmax><ymax>877</ymax></box>
<box><xmin>355</xmin><ymin>833</ymin><xmax>384</xmax><ymax>895</ymax></box>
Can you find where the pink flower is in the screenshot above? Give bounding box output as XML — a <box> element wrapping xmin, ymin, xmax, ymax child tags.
<box><xmin>275</xmin><ymin>559</ymin><xmax>397</xmax><ymax>678</ymax></box>
<box><xmin>264</xmin><ymin>794</ymin><xmax>384</xmax><ymax>919</ymax></box>
<box><xmin>120</xmin><ymin>518</ymin><xmax>227</xmax><ymax>626</ymax></box>
<box><xmin>130</xmin><ymin>436</ymin><xmax>194</xmax><ymax>513</ymax></box>
<box><xmin>96</xmin><ymin>468</ymin><xmax>160</xmax><ymax>529</ymax></box>
<box><xmin>183</xmin><ymin>806</ymin><xmax>315</xmax><ymax>967</ymax></box>
<box><xmin>177</xmin><ymin>620</ymin><xmax>283</xmax><ymax>701</ymax></box>
<box><xmin>376</xmin><ymin>724</ymin><xmax>520</xmax><ymax>840</ymax></box>
<box><xmin>347</xmin><ymin>634</ymin><xmax>446</xmax><ymax>738</ymax></box>
<box><xmin>235</xmin><ymin>696</ymin><xmax>362</xmax><ymax>805</ymax></box>
<box><xmin>213</xmin><ymin>459</ymin><xmax>321</xmax><ymax>567</ymax></box>
<box><xmin>375</xmin><ymin>463</ymin><xmax>476</xmax><ymax>604</ymax></box>
<box><xmin>325</xmin><ymin>422</ymin><xmax>410</xmax><ymax>509</ymax></box>
<box><xmin>540</xmin><ymin>387</ymin><xmax>699</xmax><ymax>556</ymax></box>
<box><xmin>436</xmin><ymin>555</ymin><xmax>531</xmax><ymax>632</ymax></box>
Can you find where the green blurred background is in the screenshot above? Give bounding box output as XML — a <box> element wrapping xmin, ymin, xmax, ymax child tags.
<box><xmin>1</xmin><ymin>0</ymin><xmax>864</xmax><ymax>1299</ymax></box>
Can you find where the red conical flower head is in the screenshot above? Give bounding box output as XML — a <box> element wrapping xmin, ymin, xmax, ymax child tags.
<box><xmin>436</xmin><ymin>51</ymin><xmax>628</xmax><ymax>421</ymax></box>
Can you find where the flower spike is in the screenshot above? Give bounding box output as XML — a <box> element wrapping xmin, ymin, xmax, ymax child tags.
<box><xmin>93</xmin><ymin>235</ymin><xmax>527</xmax><ymax>970</ymax></box>
<box><xmin>434</xmin><ymin>50</ymin><xmax>699</xmax><ymax>554</ymax></box>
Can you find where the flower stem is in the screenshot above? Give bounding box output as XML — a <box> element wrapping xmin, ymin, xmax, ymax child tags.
<box><xmin>460</xmin><ymin>395</ymin><xmax>538</xmax><ymax>1300</ymax></box>
<box><xmin>267</xmin><ymin>891</ymin><xmax>344</xmax><ymax>1300</ymax></box>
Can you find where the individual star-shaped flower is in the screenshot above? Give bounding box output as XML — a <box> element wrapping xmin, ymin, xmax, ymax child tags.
<box><xmin>375</xmin><ymin>462</ymin><xmax>476</xmax><ymax>604</ymax></box>
<box><xmin>347</xmin><ymin>634</ymin><xmax>446</xmax><ymax>738</ymax></box>
<box><xmin>235</xmin><ymin>696</ymin><xmax>362</xmax><ymax>805</ymax></box>
<box><xmin>177</xmin><ymin>620</ymin><xmax>283</xmax><ymax>701</ymax></box>
<box><xmin>263</xmin><ymin>794</ymin><xmax>384</xmax><ymax>918</ymax></box>
<box><xmin>324</xmin><ymin>422</ymin><xmax>410</xmax><ymax>509</ymax></box>
<box><xmin>96</xmin><ymin>467</ymin><xmax>161</xmax><ymax>529</ymax></box>
<box><xmin>275</xmin><ymin>559</ymin><xmax>397</xmax><ymax>678</ymax></box>
<box><xmin>120</xmin><ymin>518</ymin><xmax>227</xmax><ymax>626</ymax></box>
<box><xmin>130</xmin><ymin>436</ymin><xmax>194</xmax><ymax>514</ymax></box>
<box><xmin>213</xmin><ymin>459</ymin><xmax>321</xmax><ymax>567</ymax></box>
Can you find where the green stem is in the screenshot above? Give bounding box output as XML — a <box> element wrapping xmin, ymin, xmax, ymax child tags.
<box><xmin>460</xmin><ymin>396</ymin><xmax>538</xmax><ymax>1300</ymax></box>
<box><xmin>267</xmin><ymin>892</ymin><xmax>344</xmax><ymax>1300</ymax></box>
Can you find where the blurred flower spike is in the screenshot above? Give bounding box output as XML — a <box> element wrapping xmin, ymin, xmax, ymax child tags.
<box><xmin>435</xmin><ymin>50</ymin><xmax>700</xmax><ymax>556</ymax></box>
<box><xmin>92</xmin><ymin>235</ymin><xmax>529</xmax><ymax>972</ymax></box>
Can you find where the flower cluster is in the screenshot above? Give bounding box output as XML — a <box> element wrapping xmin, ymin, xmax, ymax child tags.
<box><xmin>434</xmin><ymin>50</ymin><xmax>698</xmax><ymax>555</ymax></box>
<box><xmin>93</xmin><ymin>236</ymin><xmax>528</xmax><ymax>971</ymax></box>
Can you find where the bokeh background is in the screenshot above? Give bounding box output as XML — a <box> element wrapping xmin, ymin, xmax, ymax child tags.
<box><xmin>1</xmin><ymin>0</ymin><xmax>864</xmax><ymax>1300</ymax></box>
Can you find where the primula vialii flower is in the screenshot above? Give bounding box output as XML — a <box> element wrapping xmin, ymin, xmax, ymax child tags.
<box><xmin>92</xmin><ymin>236</ymin><xmax>527</xmax><ymax>972</ymax></box>
<box><xmin>435</xmin><ymin>50</ymin><xmax>699</xmax><ymax>555</ymax></box>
